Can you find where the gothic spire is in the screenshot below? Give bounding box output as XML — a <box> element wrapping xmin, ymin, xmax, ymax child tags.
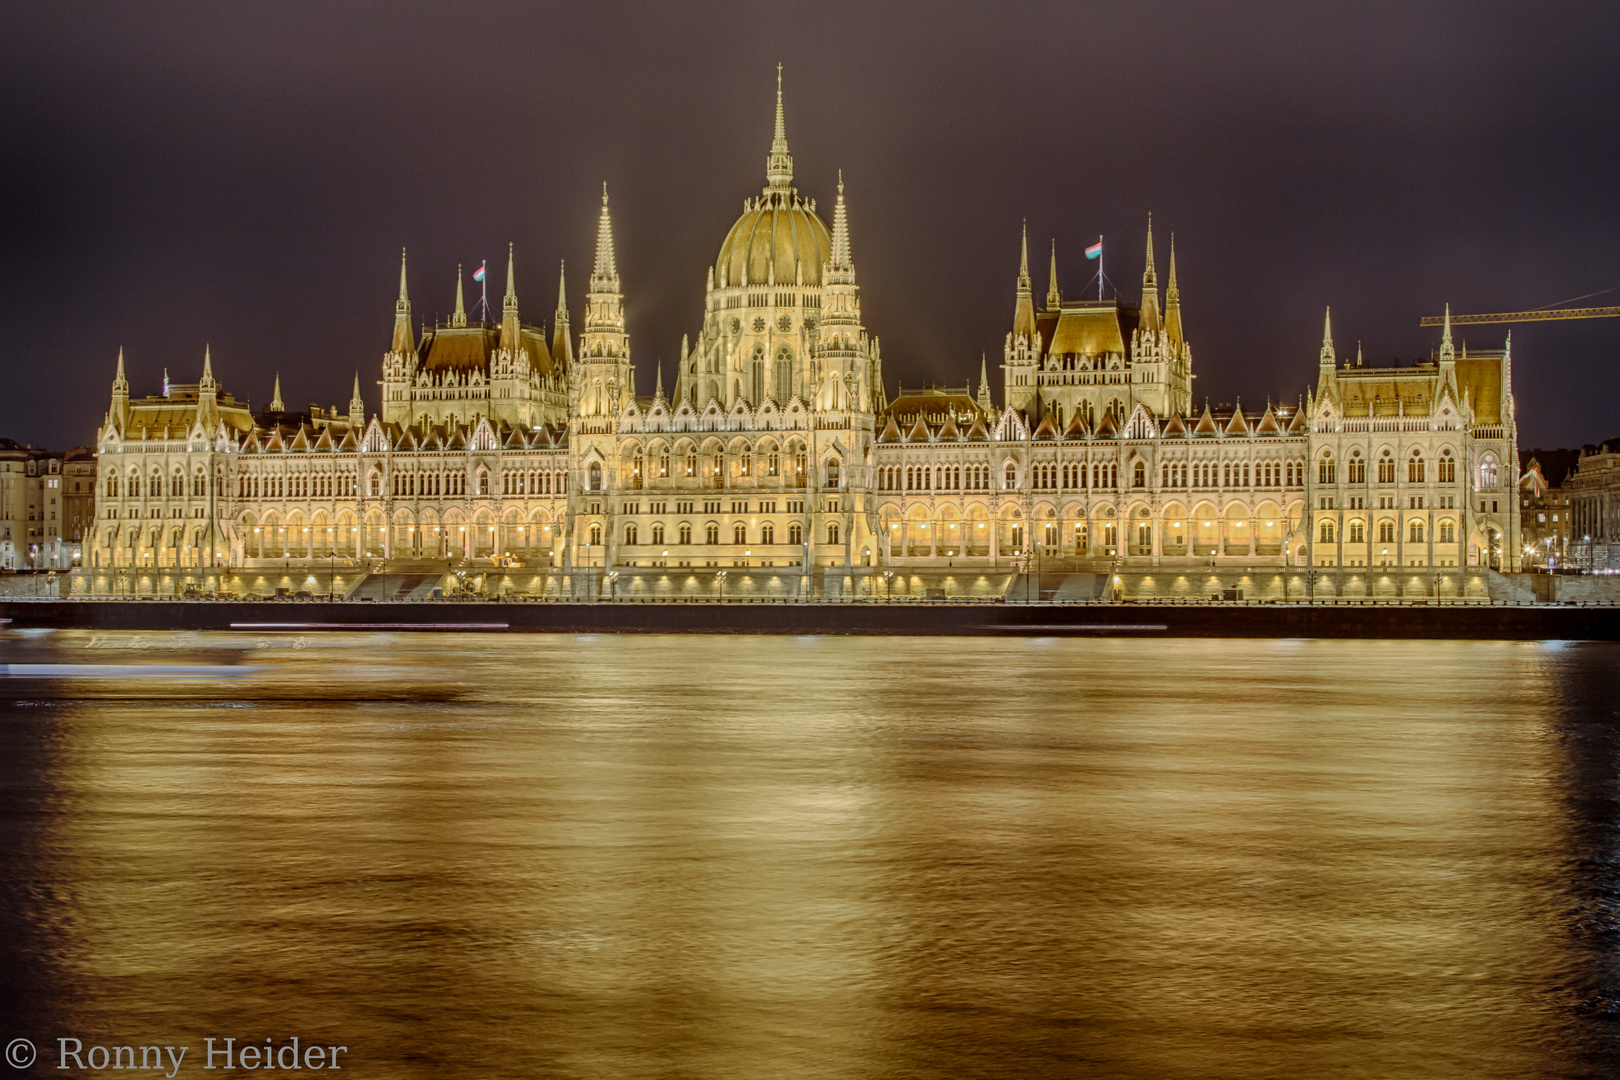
<box><xmin>397</xmin><ymin>248</ymin><xmax>409</xmax><ymax>313</ymax></box>
<box><xmin>1164</xmin><ymin>234</ymin><xmax>1184</xmax><ymax>347</ymax></box>
<box><xmin>115</xmin><ymin>346</ymin><xmax>126</xmax><ymax>388</ymax></box>
<box><xmin>451</xmin><ymin>265</ymin><xmax>467</xmax><ymax>328</ymax></box>
<box><xmin>1138</xmin><ymin>213</ymin><xmax>1161</xmax><ymax>335</ymax></box>
<box><xmin>1018</xmin><ymin>221</ymin><xmax>1031</xmax><ymax>290</ymax></box>
<box><xmin>1320</xmin><ymin>307</ymin><xmax>1335</xmax><ymax>365</ymax></box>
<box><xmin>503</xmin><ymin>242</ymin><xmax>518</xmax><ymax>315</ymax></box>
<box><xmin>269</xmin><ymin>371</ymin><xmax>283</xmax><ymax>412</ymax></box>
<box><xmin>766</xmin><ymin>63</ymin><xmax>793</xmax><ymax>189</ymax></box>
<box><xmin>1045</xmin><ymin>240</ymin><xmax>1060</xmax><ymax>309</ymax></box>
<box><xmin>977</xmin><ymin>352</ymin><xmax>993</xmax><ymax>412</ymax></box>
<box><xmin>828</xmin><ymin>171</ymin><xmax>853</xmax><ymax>272</ymax></box>
<box><xmin>552</xmin><ymin>260</ymin><xmax>573</xmax><ymax>369</ymax></box>
<box><xmin>593</xmin><ymin>185</ymin><xmax>618</xmax><ymax>282</ymax></box>
<box><xmin>654</xmin><ymin>360</ymin><xmax>664</xmax><ymax>401</ymax></box>
<box><xmin>1166</xmin><ymin>233</ymin><xmax>1178</xmax><ymax>302</ymax></box>
<box><xmin>201</xmin><ymin>344</ymin><xmax>214</xmax><ymax>385</ymax></box>
<box><xmin>349</xmin><ymin>372</ymin><xmax>364</xmax><ymax>423</ymax></box>
<box><xmin>391</xmin><ymin>249</ymin><xmax>415</xmax><ymax>354</ymax></box>
<box><xmin>1439</xmin><ymin>302</ymin><xmax>1455</xmax><ymax>362</ymax></box>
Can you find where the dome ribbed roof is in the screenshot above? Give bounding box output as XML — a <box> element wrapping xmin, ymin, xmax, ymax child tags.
<box><xmin>717</xmin><ymin>193</ymin><xmax>830</xmax><ymax>288</ymax></box>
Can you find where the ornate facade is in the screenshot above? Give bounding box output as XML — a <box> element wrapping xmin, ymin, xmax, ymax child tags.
<box><xmin>84</xmin><ymin>76</ymin><xmax>1522</xmax><ymax>595</ymax></box>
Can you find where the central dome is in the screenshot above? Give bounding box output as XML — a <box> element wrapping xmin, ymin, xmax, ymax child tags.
<box><xmin>717</xmin><ymin>193</ymin><xmax>831</xmax><ymax>288</ymax></box>
<box><xmin>714</xmin><ymin>66</ymin><xmax>831</xmax><ymax>289</ymax></box>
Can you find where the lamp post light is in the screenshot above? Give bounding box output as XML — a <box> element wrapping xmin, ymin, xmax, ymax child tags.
<box><xmin>882</xmin><ymin>568</ymin><xmax>895</xmax><ymax>601</ymax></box>
<box><xmin>716</xmin><ymin>568</ymin><xmax>728</xmax><ymax>603</ymax></box>
<box><xmin>605</xmin><ymin>570</ymin><xmax>619</xmax><ymax>602</ymax></box>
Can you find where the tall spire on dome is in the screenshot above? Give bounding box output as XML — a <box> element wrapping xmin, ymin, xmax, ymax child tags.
<box><xmin>451</xmin><ymin>265</ymin><xmax>467</xmax><ymax>328</ymax></box>
<box><xmin>269</xmin><ymin>371</ymin><xmax>283</xmax><ymax>412</ymax></box>
<box><xmin>766</xmin><ymin>63</ymin><xmax>793</xmax><ymax>189</ymax></box>
<box><xmin>1046</xmin><ymin>240</ymin><xmax>1060</xmax><ymax>309</ymax></box>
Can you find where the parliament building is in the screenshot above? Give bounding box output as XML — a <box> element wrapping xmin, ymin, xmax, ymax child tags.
<box><xmin>83</xmin><ymin>76</ymin><xmax>1521</xmax><ymax>600</ymax></box>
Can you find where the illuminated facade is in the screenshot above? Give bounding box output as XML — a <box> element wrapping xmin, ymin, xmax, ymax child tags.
<box><xmin>85</xmin><ymin>76</ymin><xmax>1522</xmax><ymax>591</ymax></box>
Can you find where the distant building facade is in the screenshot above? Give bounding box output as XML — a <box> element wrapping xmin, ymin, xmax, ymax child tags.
<box><xmin>0</xmin><ymin>440</ymin><xmax>95</xmax><ymax>570</ymax></box>
<box><xmin>1518</xmin><ymin>448</ymin><xmax>1579</xmax><ymax>569</ymax></box>
<box><xmin>1567</xmin><ymin>437</ymin><xmax>1620</xmax><ymax>571</ymax></box>
<box><xmin>83</xmin><ymin>77</ymin><xmax>1524</xmax><ymax>591</ymax></box>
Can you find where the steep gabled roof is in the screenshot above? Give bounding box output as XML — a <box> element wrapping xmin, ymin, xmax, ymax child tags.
<box><xmin>1193</xmin><ymin>405</ymin><xmax>1219</xmax><ymax>436</ymax></box>
<box><xmin>878</xmin><ymin>415</ymin><xmax>903</xmax><ymax>443</ymax></box>
<box><xmin>1064</xmin><ymin>410</ymin><xmax>1090</xmax><ymax>439</ymax></box>
<box><xmin>1032</xmin><ymin>412</ymin><xmax>1060</xmax><ymax>440</ymax></box>
<box><xmin>1161</xmin><ymin>413</ymin><xmax>1188</xmax><ymax>437</ymax></box>
<box><xmin>965</xmin><ymin>415</ymin><xmax>991</xmax><ymax>441</ymax></box>
<box><xmin>1092</xmin><ymin>410</ymin><xmax>1118</xmax><ymax>438</ymax></box>
<box><xmin>1255</xmin><ymin>405</ymin><xmax>1282</xmax><ymax>435</ymax></box>
<box><xmin>906</xmin><ymin>417</ymin><xmax>932</xmax><ymax>443</ymax></box>
<box><xmin>1224</xmin><ymin>409</ymin><xmax>1250</xmax><ymax>436</ymax></box>
<box><xmin>938</xmin><ymin>414</ymin><xmax>962</xmax><ymax>441</ymax></box>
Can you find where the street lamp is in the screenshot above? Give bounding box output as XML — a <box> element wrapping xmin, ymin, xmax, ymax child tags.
<box><xmin>715</xmin><ymin>568</ymin><xmax>728</xmax><ymax>602</ymax></box>
<box><xmin>605</xmin><ymin>570</ymin><xmax>619</xmax><ymax>602</ymax></box>
<box><xmin>882</xmin><ymin>568</ymin><xmax>895</xmax><ymax>601</ymax></box>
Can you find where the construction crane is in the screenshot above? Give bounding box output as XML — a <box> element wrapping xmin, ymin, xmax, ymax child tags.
<box><xmin>1420</xmin><ymin>286</ymin><xmax>1620</xmax><ymax>327</ymax></box>
<box><xmin>1419</xmin><ymin>306</ymin><xmax>1620</xmax><ymax>327</ymax></box>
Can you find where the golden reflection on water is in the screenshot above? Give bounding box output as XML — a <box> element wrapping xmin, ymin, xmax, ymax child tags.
<box><xmin>2</xmin><ymin>634</ymin><xmax>1617</xmax><ymax>1078</ymax></box>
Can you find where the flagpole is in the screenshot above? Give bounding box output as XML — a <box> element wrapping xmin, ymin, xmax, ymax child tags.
<box><xmin>1098</xmin><ymin>236</ymin><xmax>1103</xmax><ymax>302</ymax></box>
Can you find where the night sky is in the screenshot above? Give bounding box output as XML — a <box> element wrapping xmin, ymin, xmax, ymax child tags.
<box><xmin>3</xmin><ymin>2</ymin><xmax>1617</xmax><ymax>452</ymax></box>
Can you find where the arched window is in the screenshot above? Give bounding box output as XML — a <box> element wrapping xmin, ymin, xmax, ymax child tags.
<box><xmin>369</xmin><ymin>472</ymin><xmax>381</xmax><ymax>497</ymax></box>
<box><xmin>632</xmin><ymin>452</ymin><xmax>644</xmax><ymax>488</ymax></box>
<box><xmin>706</xmin><ymin>523</ymin><xmax>720</xmax><ymax>544</ymax></box>
<box><xmin>789</xmin><ymin>522</ymin><xmax>803</xmax><ymax>545</ymax></box>
<box><xmin>587</xmin><ymin>462</ymin><xmax>603</xmax><ymax>492</ymax></box>
<box><xmin>658</xmin><ymin>449</ymin><xmax>670</xmax><ymax>477</ymax></box>
<box><xmin>1408</xmin><ymin>454</ymin><xmax>1425</xmax><ymax>483</ymax></box>
<box><xmin>652</xmin><ymin>523</ymin><xmax>665</xmax><ymax>545</ymax></box>
<box><xmin>1377</xmin><ymin>452</ymin><xmax>1395</xmax><ymax>484</ymax></box>
<box><xmin>1438</xmin><ymin>449</ymin><xmax>1455</xmax><ymax>483</ymax></box>
<box><xmin>733</xmin><ymin>522</ymin><xmax>747</xmax><ymax>544</ymax></box>
<box><xmin>685</xmin><ymin>450</ymin><xmax>697</xmax><ymax>477</ymax></box>
<box><xmin>1479</xmin><ymin>454</ymin><xmax>1498</xmax><ymax>489</ymax></box>
<box><xmin>1319</xmin><ymin>520</ymin><xmax>1335</xmax><ymax>543</ymax></box>
<box><xmin>1133</xmin><ymin>461</ymin><xmax>1145</xmax><ymax>488</ymax></box>
<box><xmin>1318</xmin><ymin>452</ymin><xmax>1336</xmax><ymax>485</ymax></box>
<box><xmin>1004</xmin><ymin>464</ymin><xmax>1017</xmax><ymax>490</ymax></box>
<box><xmin>761</xmin><ymin>523</ymin><xmax>775</xmax><ymax>544</ymax></box>
<box><xmin>589</xmin><ymin>524</ymin><xmax>602</xmax><ymax>546</ymax></box>
<box><xmin>625</xmin><ymin>524</ymin><xmax>638</xmax><ymax>546</ymax></box>
<box><xmin>478</xmin><ymin>470</ymin><xmax>490</xmax><ymax>495</ymax></box>
<box><xmin>825</xmin><ymin>458</ymin><xmax>841</xmax><ymax>488</ymax></box>
<box><xmin>1348</xmin><ymin>450</ymin><xmax>1365</xmax><ymax>484</ymax></box>
<box><xmin>1439</xmin><ymin>519</ymin><xmax>1456</xmax><ymax>543</ymax></box>
<box><xmin>106</xmin><ymin>474</ymin><xmax>118</xmax><ymax>498</ymax></box>
<box><xmin>678</xmin><ymin>522</ymin><xmax>692</xmax><ymax>545</ymax></box>
<box><xmin>1378</xmin><ymin>520</ymin><xmax>1395</xmax><ymax>543</ymax></box>
<box><xmin>739</xmin><ymin>449</ymin><xmax>753</xmax><ymax>476</ymax></box>
<box><xmin>827</xmin><ymin>522</ymin><xmax>841</xmax><ymax>545</ymax></box>
<box><xmin>1409</xmin><ymin>520</ymin><xmax>1424</xmax><ymax>543</ymax></box>
<box><xmin>1349</xmin><ymin>519</ymin><xmax>1365</xmax><ymax>543</ymax></box>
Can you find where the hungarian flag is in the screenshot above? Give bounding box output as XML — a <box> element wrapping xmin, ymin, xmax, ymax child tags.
<box><xmin>472</xmin><ymin>261</ymin><xmax>486</xmax><ymax>282</ymax></box>
<box><xmin>1085</xmin><ymin>241</ymin><xmax>1102</xmax><ymax>260</ymax></box>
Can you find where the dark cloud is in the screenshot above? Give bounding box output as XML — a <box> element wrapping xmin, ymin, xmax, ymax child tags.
<box><xmin>2</xmin><ymin>1</ymin><xmax>1616</xmax><ymax>448</ymax></box>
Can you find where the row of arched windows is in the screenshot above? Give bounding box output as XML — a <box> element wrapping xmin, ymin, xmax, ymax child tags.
<box><xmin>1318</xmin><ymin>518</ymin><xmax>1457</xmax><ymax>544</ymax></box>
<box><xmin>621</xmin><ymin>521</ymin><xmax>812</xmax><ymax>547</ymax></box>
<box><xmin>1319</xmin><ymin>448</ymin><xmax>1465</xmax><ymax>486</ymax></box>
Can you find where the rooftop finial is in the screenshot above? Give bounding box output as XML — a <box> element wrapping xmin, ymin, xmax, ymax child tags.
<box><xmin>1166</xmin><ymin>233</ymin><xmax>1179</xmax><ymax>301</ymax></box>
<box><xmin>1143</xmin><ymin>212</ymin><xmax>1157</xmax><ymax>284</ymax></box>
<box><xmin>451</xmin><ymin>265</ymin><xmax>467</xmax><ymax>328</ymax></box>
<box><xmin>1439</xmin><ymin>301</ymin><xmax>1455</xmax><ymax>361</ymax></box>
<box><xmin>1320</xmin><ymin>306</ymin><xmax>1335</xmax><ymax>365</ymax></box>
<box><xmin>115</xmin><ymin>347</ymin><xmax>127</xmax><ymax>385</ymax></box>
<box><xmin>270</xmin><ymin>371</ymin><xmax>283</xmax><ymax>412</ymax></box>
<box><xmin>765</xmin><ymin>63</ymin><xmax>793</xmax><ymax>188</ymax></box>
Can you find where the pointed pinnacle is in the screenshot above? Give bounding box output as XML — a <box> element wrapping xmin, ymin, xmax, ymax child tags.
<box><xmin>1143</xmin><ymin>212</ymin><xmax>1156</xmax><ymax>278</ymax></box>
<box><xmin>1046</xmin><ymin>240</ymin><xmax>1060</xmax><ymax>307</ymax></box>
<box><xmin>504</xmin><ymin>242</ymin><xmax>517</xmax><ymax>303</ymax></box>
<box><xmin>202</xmin><ymin>343</ymin><xmax>213</xmax><ymax>380</ymax></box>
<box><xmin>1018</xmin><ymin>221</ymin><xmax>1030</xmax><ymax>286</ymax></box>
<box><xmin>116</xmin><ymin>347</ymin><xmax>126</xmax><ymax>379</ymax></box>
<box><xmin>452</xmin><ymin>265</ymin><xmax>467</xmax><ymax>326</ymax></box>
<box><xmin>593</xmin><ymin>188</ymin><xmax>618</xmax><ymax>278</ymax></box>
<box><xmin>556</xmin><ymin>260</ymin><xmax>568</xmax><ymax>316</ymax></box>
<box><xmin>398</xmin><ymin>248</ymin><xmax>409</xmax><ymax>304</ymax></box>
<box><xmin>1166</xmin><ymin>233</ymin><xmax>1179</xmax><ymax>298</ymax></box>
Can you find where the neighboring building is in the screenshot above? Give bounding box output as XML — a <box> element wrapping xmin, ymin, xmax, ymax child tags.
<box><xmin>83</xmin><ymin>75</ymin><xmax>1523</xmax><ymax>592</ymax></box>
<box><xmin>1567</xmin><ymin>437</ymin><xmax>1620</xmax><ymax>571</ymax></box>
<box><xmin>1518</xmin><ymin>448</ymin><xmax>1579</xmax><ymax>569</ymax></box>
<box><xmin>0</xmin><ymin>440</ymin><xmax>94</xmax><ymax>569</ymax></box>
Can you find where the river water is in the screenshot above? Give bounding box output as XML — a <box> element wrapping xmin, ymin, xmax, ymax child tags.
<box><xmin>2</xmin><ymin>633</ymin><xmax>1619</xmax><ymax>1079</ymax></box>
